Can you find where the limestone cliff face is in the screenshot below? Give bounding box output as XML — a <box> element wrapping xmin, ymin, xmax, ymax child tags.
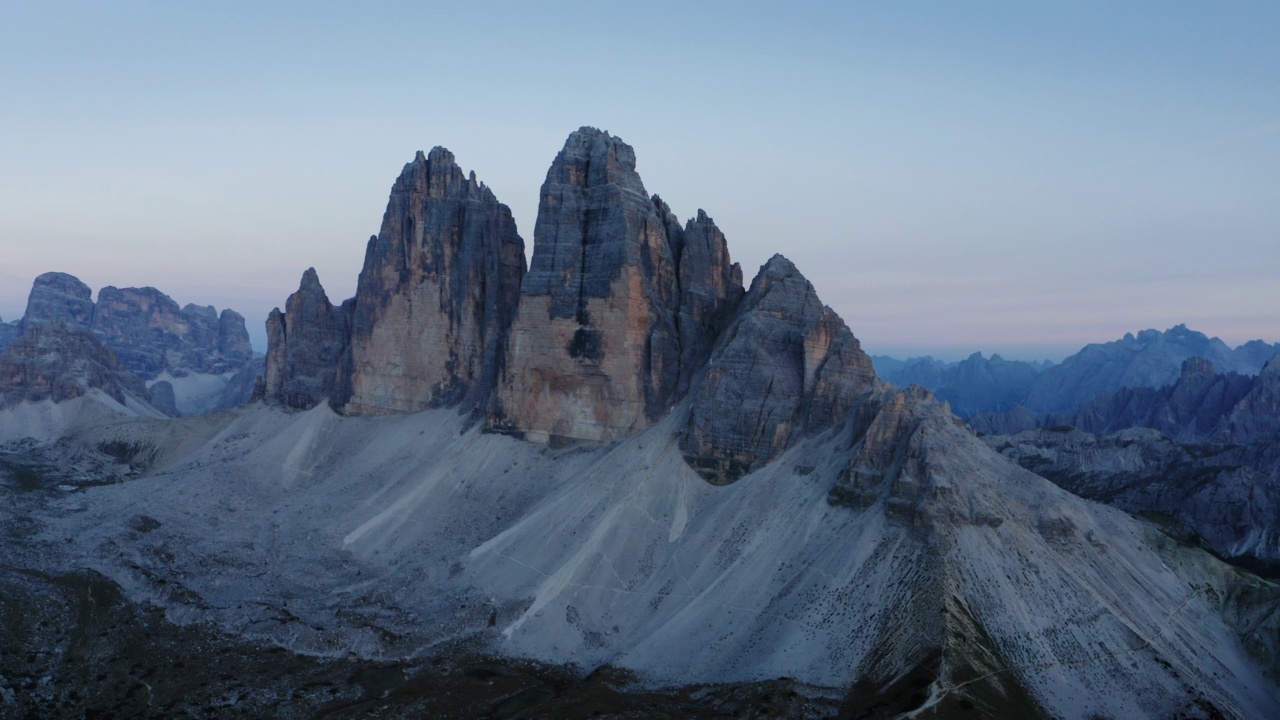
<box><xmin>681</xmin><ymin>255</ymin><xmax>877</xmax><ymax>483</ymax></box>
<box><xmin>263</xmin><ymin>269</ymin><xmax>351</xmax><ymax>410</ymax></box>
<box><xmin>0</xmin><ymin>322</ymin><xmax>149</xmax><ymax>407</ymax></box>
<box><xmin>343</xmin><ymin>148</ymin><xmax>526</xmax><ymax>414</ymax></box>
<box><xmin>20</xmin><ymin>272</ymin><xmax>95</xmax><ymax>331</ymax></box>
<box><xmin>491</xmin><ymin>128</ymin><xmax>743</xmax><ymax>442</ymax></box>
<box><xmin>92</xmin><ymin>286</ymin><xmax>253</xmax><ymax>379</ymax></box>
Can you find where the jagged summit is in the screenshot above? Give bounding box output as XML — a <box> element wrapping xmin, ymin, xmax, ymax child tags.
<box><xmin>298</xmin><ymin>266</ymin><xmax>323</xmax><ymax>290</ymax></box>
<box><xmin>393</xmin><ymin>146</ymin><xmax>497</xmax><ymax>203</ymax></box>
<box><xmin>2</xmin><ymin>271</ymin><xmax>256</xmax><ymax>414</ymax></box>
<box><xmin>262</xmin><ymin>145</ymin><xmax>526</xmax><ymax>414</ymax></box>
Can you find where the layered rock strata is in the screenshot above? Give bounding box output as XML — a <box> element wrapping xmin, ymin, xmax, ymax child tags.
<box><xmin>490</xmin><ymin>128</ymin><xmax>742</xmax><ymax>443</ymax></box>
<box><xmin>343</xmin><ymin>148</ymin><xmax>527</xmax><ymax>414</ymax></box>
<box><xmin>263</xmin><ymin>269</ymin><xmax>351</xmax><ymax>411</ymax></box>
<box><xmin>681</xmin><ymin>254</ymin><xmax>877</xmax><ymax>483</ymax></box>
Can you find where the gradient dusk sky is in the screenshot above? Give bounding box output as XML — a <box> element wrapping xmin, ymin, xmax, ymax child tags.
<box><xmin>2</xmin><ymin>2</ymin><xmax>1277</xmax><ymax>360</ymax></box>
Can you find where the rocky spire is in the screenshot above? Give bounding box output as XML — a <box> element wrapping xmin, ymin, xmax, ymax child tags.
<box><xmin>674</xmin><ymin>208</ymin><xmax>744</xmax><ymax>398</ymax></box>
<box><xmin>490</xmin><ymin>128</ymin><xmax>742</xmax><ymax>443</ymax></box>
<box><xmin>263</xmin><ymin>268</ymin><xmax>351</xmax><ymax>410</ymax></box>
<box><xmin>341</xmin><ymin>146</ymin><xmax>526</xmax><ymax>414</ymax></box>
<box><xmin>681</xmin><ymin>254</ymin><xmax>877</xmax><ymax>483</ymax></box>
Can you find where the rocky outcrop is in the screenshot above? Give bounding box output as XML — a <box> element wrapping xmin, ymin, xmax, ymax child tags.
<box><xmin>0</xmin><ymin>322</ymin><xmax>149</xmax><ymax>408</ymax></box>
<box><xmin>147</xmin><ymin>380</ymin><xmax>179</xmax><ymax>416</ymax></box>
<box><xmin>491</xmin><ymin>128</ymin><xmax>743</xmax><ymax>443</ymax></box>
<box><xmin>1069</xmin><ymin>357</ymin><xmax>1254</xmax><ymax>440</ymax></box>
<box><xmin>19</xmin><ymin>272</ymin><xmax>95</xmax><ymax>331</ymax></box>
<box><xmin>263</xmin><ymin>269</ymin><xmax>351</xmax><ymax>411</ymax></box>
<box><xmin>342</xmin><ymin>148</ymin><xmax>527</xmax><ymax>414</ymax></box>
<box><xmin>681</xmin><ymin>255</ymin><xmax>876</xmax><ymax>483</ymax></box>
<box><xmin>92</xmin><ymin>286</ymin><xmax>253</xmax><ymax>379</ymax></box>
<box><xmin>986</xmin><ymin>426</ymin><xmax>1280</xmax><ymax>574</ymax></box>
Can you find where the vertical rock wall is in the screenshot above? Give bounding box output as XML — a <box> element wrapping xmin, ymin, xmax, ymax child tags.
<box><xmin>490</xmin><ymin>128</ymin><xmax>742</xmax><ymax>443</ymax></box>
<box><xmin>342</xmin><ymin>148</ymin><xmax>526</xmax><ymax>414</ymax></box>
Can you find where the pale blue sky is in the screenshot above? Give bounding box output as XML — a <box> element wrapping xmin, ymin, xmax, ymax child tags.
<box><xmin>2</xmin><ymin>1</ymin><xmax>1277</xmax><ymax>360</ymax></box>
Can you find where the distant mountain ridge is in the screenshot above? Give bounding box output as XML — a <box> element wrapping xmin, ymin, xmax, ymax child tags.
<box><xmin>976</xmin><ymin>355</ymin><xmax>1280</xmax><ymax>573</ymax></box>
<box><xmin>872</xmin><ymin>352</ymin><xmax>1053</xmax><ymax>417</ymax></box>
<box><xmin>0</xmin><ymin>272</ymin><xmax>260</xmax><ymax>415</ymax></box>
<box><xmin>874</xmin><ymin>324</ymin><xmax>1279</xmax><ymax>417</ymax></box>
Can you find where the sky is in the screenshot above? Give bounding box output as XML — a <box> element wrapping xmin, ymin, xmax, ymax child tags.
<box><xmin>1</xmin><ymin>1</ymin><xmax>1277</xmax><ymax>361</ymax></box>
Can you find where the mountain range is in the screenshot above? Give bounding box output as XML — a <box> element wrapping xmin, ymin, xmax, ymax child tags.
<box><xmin>0</xmin><ymin>272</ymin><xmax>260</xmax><ymax>415</ymax></box>
<box><xmin>875</xmin><ymin>326</ymin><xmax>1280</xmax><ymax>417</ymax></box>
<box><xmin>1</xmin><ymin>127</ymin><xmax>1277</xmax><ymax>718</ymax></box>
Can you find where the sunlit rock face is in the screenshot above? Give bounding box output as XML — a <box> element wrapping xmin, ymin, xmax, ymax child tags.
<box><xmin>681</xmin><ymin>254</ymin><xmax>877</xmax><ymax>483</ymax></box>
<box><xmin>490</xmin><ymin>128</ymin><xmax>742</xmax><ymax>443</ymax></box>
<box><xmin>343</xmin><ymin>148</ymin><xmax>526</xmax><ymax>414</ymax></box>
<box><xmin>263</xmin><ymin>268</ymin><xmax>351</xmax><ymax>411</ymax></box>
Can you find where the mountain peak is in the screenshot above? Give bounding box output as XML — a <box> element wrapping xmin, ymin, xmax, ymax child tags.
<box><xmin>545</xmin><ymin>126</ymin><xmax>645</xmax><ymax>196</ymax></box>
<box><xmin>393</xmin><ymin>145</ymin><xmax>492</xmax><ymax>202</ymax></box>
<box><xmin>299</xmin><ymin>267</ymin><xmax>324</xmax><ymax>293</ymax></box>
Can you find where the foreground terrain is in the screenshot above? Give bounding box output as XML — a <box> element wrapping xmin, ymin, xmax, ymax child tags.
<box><xmin>2</xmin><ymin>394</ymin><xmax>1278</xmax><ymax>718</ymax></box>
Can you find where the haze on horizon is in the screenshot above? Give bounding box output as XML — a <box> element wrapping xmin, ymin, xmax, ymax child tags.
<box><xmin>1</xmin><ymin>2</ymin><xmax>1276</xmax><ymax>362</ymax></box>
